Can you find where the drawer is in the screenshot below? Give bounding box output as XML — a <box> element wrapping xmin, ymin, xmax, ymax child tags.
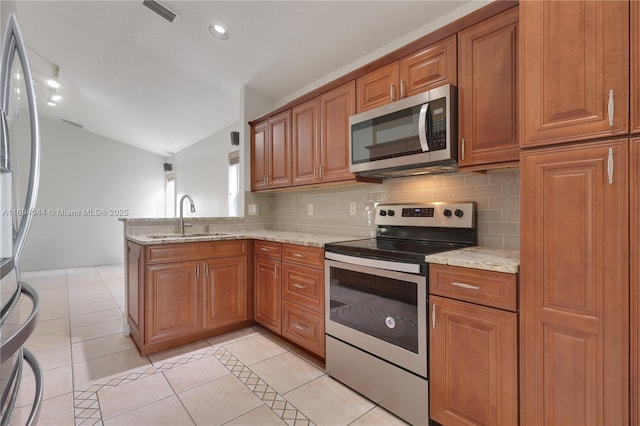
<box><xmin>282</xmin><ymin>300</ymin><xmax>325</xmax><ymax>358</ymax></box>
<box><xmin>282</xmin><ymin>244</ymin><xmax>324</xmax><ymax>268</ymax></box>
<box><xmin>282</xmin><ymin>263</ymin><xmax>324</xmax><ymax>313</ymax></box>
<box><xmin>146</xmin><ymin>240</ymin><xmax>247</xmax><ymax>264</ymax></box>
<box><xmin>429</xmin><ymin>264</ymin><xmax>517</xmax><ymax>312</ymax></box>
<box><xmin>255</xmin><ymin>240</ymin><xmax>282</xmax><ymax>259</ymax></box>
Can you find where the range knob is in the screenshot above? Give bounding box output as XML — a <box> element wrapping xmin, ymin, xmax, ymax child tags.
<box><xmin>443</xmin><ymin>209</ymin><xmax>452</xmax><ymax>217</ymax></box>
<box><xmin>455</xmin><ymin>209</ymin><xmax>464</xmax><ymax>218</ymax></box>
<box><xmin>387</xmin><ymin>209</ymin><xmax>395</xmax><ymax>217</ymax></box>
<box><xmin>379</xmin><ymin>210</ymin><xmax>387</xmax><ymax>217</ymax></box>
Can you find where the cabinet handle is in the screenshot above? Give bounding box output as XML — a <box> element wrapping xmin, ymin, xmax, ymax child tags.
<box><xmin>608</xmin><ymin>89</ymin><xmax>615</xmax><ymax>126</ymax></box>
<box><xmin>292</xmin><ymin>253</ymin><xmax>304</xmax><ymax>258</ymax></box>
<box><xmin>431</xmin><ymin>303</ymin><xmax>436</xmax><ymax>329</ymax></box>
<box><xmin>196</xmin><ymin>265</ymin><xmax>200</xmax><ymax>279</ymax></box>
<box><xmin>314</xmin><ymin>166</ymin><xmax>317</xmax><ymax>179</ymax></box>
<box><xmin>274</xmin><ymin>265</ymin><xmax>278</xmax><ymax>279</ymax></box>
<box><xmin>205</xmin><ymin>264</ymin><xmax>209</xmax><ymax>278</ymax></box>
<box><xmin>260</xmin><ymin>247</ymin><xmax>269</xmax><ymax>252</ymax></box>
<box><xmin>400</xmin><ymin>79</ymin><xmax>406</xmax><ymax>98</ymax></box>
<box><xmin>461</xmin><ymin>138</ymin><xmax>466</xmax><ymax>161</ymax></box>
<box><xmin>293</xmin><ymin>283</ymin><xmax>307</xmax><ymax>289</ymax></box>
<box><xmin>293</xmin><ymin>323</ymin><xmax>307</xmax><ymax>331</ymax></box>
<box><xmin>451</xmin><ymin>281</ymin><xmax>480</xmax><ymax>290</ymax></box>
<box><xmin>390</xmin><ymin>84</ymin><xmax>396</xmax><ymax>102</ymax></box>
<box><xmin>608</xmin><ymin>147</ymin><xmax>614</xmax><ymax>184</ymax></box>
<box><xmin>319</xmin><ymin>164</ymin><xmax>323</xmax><ymax>180</ymax></box>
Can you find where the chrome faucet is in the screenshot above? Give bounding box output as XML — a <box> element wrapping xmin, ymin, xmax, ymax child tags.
<box><xmin>179</xmin><ymin>194</ymin><xmax>196</xmax><ymax>235</ymax></box>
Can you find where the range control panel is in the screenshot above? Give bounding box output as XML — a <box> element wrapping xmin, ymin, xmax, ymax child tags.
<box><xmin>375</xmin><ymin>202</ymin><xmax>475</xmax><ymax>229</ymax></box>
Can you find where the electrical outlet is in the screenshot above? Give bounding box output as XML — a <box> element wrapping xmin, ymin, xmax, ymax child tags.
<box><xmin>349</xmin><ymin>202</ymin><xmax>357</xmax><ymax>215</ymax></box>
<box><xmin>248</xmin><ymin>204</ymin><xmax>259</xmax><ymax>215</ymax></box>
<box><xmin>308</xmin><ymin>203</ymin><xmax>314</xmax><ymax>216</ymax></box>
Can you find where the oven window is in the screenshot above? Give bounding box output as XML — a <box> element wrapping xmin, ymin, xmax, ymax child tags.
<box><xmin>329</xmin><ymin>265</ymin><xmax>419</xmax><ymax>353</ymax></box>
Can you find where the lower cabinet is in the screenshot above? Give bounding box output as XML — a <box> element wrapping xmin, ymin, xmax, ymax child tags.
<box><xmin>429</xmin><ymin>264</ymin><xmax>518</xmax><ymax>425</ymax></box>
<box><xmin>126</xmin><ymin>240</ymin><xmax>252</xmax><ymax>355</ymax></box>
<box><xmin>254</xmin><ymin>241</ymin><xmax>326</xmax><ymax>358</ymax></box>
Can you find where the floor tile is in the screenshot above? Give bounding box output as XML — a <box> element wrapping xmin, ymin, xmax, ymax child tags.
<box><xmin>148</xmin><ymin>340</ymin><xmax>211</xmax><ymax>366</ymax></box>
<box><xmin>68</xmin><ymin>297</ymin><xmax>118</xmax><ymax>316</ymax></box>
<box><xmin>69</xmin><ymin>307</ymin><xmax>123</xmax><ymax>328</ymax></box>
<box><xmin>70</xmin><ymin>318</ymin><xmax>123</xmax><ymax>343</ymax></box>
<box><xmin>162</xmin><ymin>355</ymin><xmax>230</xmax><ymax>393</ymax></box>
<box><xmin>224</xmin><ymin>404</ymin><xmax>287</xmax><ymax>425</ymax></box>
<box><xmin>31</xmin><ymin>317</ymin><xmax>69</xmax><ymax>337</ymax></box>
<box><xmin>178</xmin><ymin>374</ymin><xmax>263</xmax><ymax>425</ymax></box>
<box><xmin>284</xmin><ymin>375</ymin><xmax>375</xmax><ymax>425</ymax></box>
<box><xmin>98</xmin><ymin>372</ymin><xmax>174</xmax><ymax>420</ymax></box>
<box><xmin>251</xmin><ymin>351</ymin><xmax>325</xmax><ymax>394</ymax></box>
<box><xmin>72</xmin><ymin>348</ymin><xmax>150</xmax><ymax>389</ymax></box>
<box><xmin>206</xmin><ymin>325</ymin><xmax>263</xmax><ymax>347</ymax></box>
<box><xmin>224</xmin><ymin>333</ymin><xmax>288</xmax><ymax>366</ymax></box>
<box><xmin>350</xmin><ymin>406</ymin><xmax>410</xmax><ymax>425</ymax></box>
<box><xmin>103</xmin><ymin>395</ymin><xmax>194</xmax><ymax>426</ymax></box>
<box><xmin>15</xmin><ymin>364</ymin><xmax>73</xmax><ymax>408</ymax></box>
<box><xmin>12</xmin><ymin>392</ymin><xmax>74</xmax><ymax>425</ymax></box>
<box><xmin>27</xmin><ymin>342</ymin><xmax>71</xmax><ymax>372</ymax></box>
<box><xmin>71</xmin><ymin>333</ymin><xmax>135</xmax><ymax>363</ymax></box>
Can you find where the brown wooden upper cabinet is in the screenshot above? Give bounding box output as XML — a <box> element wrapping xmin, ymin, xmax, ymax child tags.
<box><xmin>356</xmin><ymin>35</ymin><xmax>457</xmax><ymax>113</ymax></box>
<box><xmin>458</xmin><ymin>6</ymin><xmax>519</xmax><ymax>168</ymax></box>
<box><xmin>632</xmin><ymin>1</ymin><xmax>640</xmax><ymax>134</ymax></box>
<box><xmin>292</xmin><ymin>81</ymin><xmax>356</xmax><ymax>186</ymax></box>
<box><xmin>520</xmin><ymin>0</ymin><xmax>629</xmax><ymax>147</ymax></box>
<box><xmin>251</xmin><ymin>110</ymin><xmax>293</xmax><ymax>191</ymax></box>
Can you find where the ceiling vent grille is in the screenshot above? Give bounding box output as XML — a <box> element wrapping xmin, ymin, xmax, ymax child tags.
<box><xmin>143</xmin><ymin>0</ymin><xmax>177</xmax><ymax>23</ymax></box>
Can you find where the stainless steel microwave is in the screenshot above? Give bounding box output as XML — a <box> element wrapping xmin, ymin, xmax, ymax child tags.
<box><xmin>349</xmin><ymin>84</ymin><xmax>457</xmax><ymax>178</ymax></box>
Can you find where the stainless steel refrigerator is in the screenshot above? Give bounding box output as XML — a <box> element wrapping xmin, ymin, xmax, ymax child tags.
<box><xmin>0</xmin><ymin>12</ymin><xmax>43</xmax><ymax>425</ymax></box>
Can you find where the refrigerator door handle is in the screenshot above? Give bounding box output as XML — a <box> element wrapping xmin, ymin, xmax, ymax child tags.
<box><xmin>0</xmin><ymin>108</ymin><xmax>8</xmax><ymax>171</ymax></box>
<box><xmin>0</xmin><ymin>14</ymin><xmax>40</xmax><ymax>262</ymax></box>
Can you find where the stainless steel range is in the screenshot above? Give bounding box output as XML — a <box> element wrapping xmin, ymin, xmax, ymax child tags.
<box><xmin>324</xmin><ymin>202</ymin><xmax>476</xmax><ymax>425</ymax></box>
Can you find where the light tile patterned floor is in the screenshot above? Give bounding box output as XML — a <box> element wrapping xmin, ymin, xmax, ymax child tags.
<box><xmin>9</xmin><ymin>265</ymin><xmax>408</xmax><ymax>426</ymax></box>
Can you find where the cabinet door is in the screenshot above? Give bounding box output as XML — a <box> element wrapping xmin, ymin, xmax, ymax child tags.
<box><xmin>126</xmin><ymin>242</ymin><xmax>144</xmax><ymax>341</ymax></box>
<box><xmin>632</xmin><ymin>2</ymin><xmax>640</xmax><ymax>134</ymax></box>
<box><xmin>145</xmin><ymin>261</ymin><xmax>201</xmax><ymax>345</ymax></box>
<box><xmin>320</xmin><ymin>81</ymin><xmax>356</xmax><ymax>183</ymax></box>
<box><xmin>400</xmin><ymin>34</ymin><xmax>457</xmax><ymax>98</ymax></box>
<box><xmin>292</xmin><ymin>99</ymin><xmax>321</xmax><ymax>186</ymax></box>
<box><xmin>458</xmin><ymin>7</ymin><xmax>519</xmax><ymax>167</ymax></box>
<box><xmin>254</xmin><ymin>257</ymin><xmax>281</xmax><ymax>334</ymax></box>
<box><xmin>430</xmin><ymin>295</ymin><xmax>518</xmax><ymax>425</ymax></box>
<box><xmin>520</xmin><ymin>0</ymin><xmax>629</xmax><ymax>147</ymax></box>
<box><xmin>251</xmin><ymin>120</ymin><xmax>269</xmax><ymax>191</ymax></box>
<box><xmin>520</xmin><ymin>139</ymin><xmax>629</xmax><ymax>425</ymax></box>
<box><xmin>632</xmin><ymin>138</ymin><xmax>640</xmax><ymax>426</ymax></box>
<box><xmin>356</xmin><ymin>62</ymin><xmax>399</xmax><ymax>113</ymax></box>
<box><xmin>202</xmin><ymin>256</ymin><xmax>247</xmax><ymax>331</ymax></box>
<box><xmin>268</xmin><ymin>110</ymin><xmax>293</xmax><ymax>188</ymax></box>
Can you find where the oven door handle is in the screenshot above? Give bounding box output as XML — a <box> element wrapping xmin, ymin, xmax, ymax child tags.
<box><xmin>325</xmin><ymin>251</ymin><xmax>421</xmax><ymax>274</ymax></box>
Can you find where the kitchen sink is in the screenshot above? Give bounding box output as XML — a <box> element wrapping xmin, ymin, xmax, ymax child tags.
<box><xmin>147</xmin><ymin>232</ymin><xmax>230</xmax><ymax>239</ymax></box>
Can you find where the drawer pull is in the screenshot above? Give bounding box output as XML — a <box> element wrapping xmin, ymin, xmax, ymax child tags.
<box><xmin>259</xmin><ymin>247</ymin><xmax>269</xmax><ymax>252</ymax></box>
<box><xmin>293</xmin><ymin>323</ymin><xmax>307</xmax><ymax>331</ymax></box>
<box><xmin>452</xmin><ymin>281</ymin><xmax>480</xmax><ymax>290</ymax></box>
<box><xmin>292</xmin><ymin>253</ymin><xmax>304</xmax><ymax>258</ymax></box>
<box><xmin>293</xmin><ymin>283</ymin><xmax>307</xmax><ymax>289</ymax></box>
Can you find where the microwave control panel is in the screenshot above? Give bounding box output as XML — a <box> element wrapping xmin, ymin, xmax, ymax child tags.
<box><xmin>430</xmin><ymin>97</ymin><xmax>447</xmax><ymax>151</ymax></box>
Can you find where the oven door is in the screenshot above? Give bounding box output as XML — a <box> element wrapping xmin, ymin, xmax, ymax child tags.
<box><xmin>325</xmin><ymin>254</ymin><xmax>427</xmax><ymax>378</ymax></box>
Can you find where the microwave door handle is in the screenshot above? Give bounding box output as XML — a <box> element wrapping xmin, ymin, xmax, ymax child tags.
<box><xmin>418</xmin><ymin>103</ymin><xmax>430</xmax><ymax>152</ymax></box>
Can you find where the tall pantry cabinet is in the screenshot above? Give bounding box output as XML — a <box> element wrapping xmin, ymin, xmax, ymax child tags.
<box><xmin>632</xmin><ymin>3</ymin><xmax>640</xmax><ymax>425</ymax></box>
<box><xmin>520</xmin><ymin>1</ymin><xmax>633</xmax><ymax>425</ymax></box>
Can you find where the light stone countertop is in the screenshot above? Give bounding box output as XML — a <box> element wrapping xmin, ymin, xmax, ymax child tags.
<box><xmin>424</xmin><ymin>247</ymin><xmax>520</xmax><ymax>274</ymax></box>
<box><xmin>126</xmin><ymin>230</ymin><xmax>361</xmax><ymax>248</ymax></box>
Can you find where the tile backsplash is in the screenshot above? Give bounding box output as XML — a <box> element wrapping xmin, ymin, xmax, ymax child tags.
<box><xmin>251</xmin><ymin>169</ymin><xmax>520</xmax><ymax>250</ymax></box>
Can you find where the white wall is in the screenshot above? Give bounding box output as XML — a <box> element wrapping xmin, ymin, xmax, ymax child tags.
<box><xmin>171</xmin><ymin>122</ymin><xmax>240</xmax><ymax>218</ymax></box>
<box><xmin>19</xmin><ymin>115</ymin><xmax>165</xmax><ymax>271</ymax></box>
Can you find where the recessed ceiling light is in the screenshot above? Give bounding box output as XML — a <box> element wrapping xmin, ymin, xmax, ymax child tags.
<box><xmin>47</xmin><ymin>79</ymin><xmax>60</xmax><ymax>89</ymax></box>
<box><xmin>210</xmin><ymin>24</ymin><xmax>228</xmax><ymax>40</ymax></box>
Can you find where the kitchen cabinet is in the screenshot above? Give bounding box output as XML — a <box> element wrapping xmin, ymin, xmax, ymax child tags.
<box><xmin>429</xmin><ymin>264</ymin><xmax>518</xmax><ymax>425</ymax></box>
<box><xmin>520</xmin><ymin>0</ymin><xmax>629</xmax><ymax>147</ymax></box>
<box><xmin>632</xmin><ymin>137</ymin><xmax>640</xmax><ymax>426</ymax></box>
<box><xmin>458</xmin><ymin>6</ymin><xmax>519</xmax><ymax>169</ymax></box>
<box><xmin>632</xmin><ymin>1</ymin><xmax>640</xmax><ymax>134</ymax></box>
<box><xmin>291</xmin><ymin>81</ymin><xmax>356</xmax><ymax>186</ymax></box>
<box><xmin>126</xmin><ymin>240</ymin><xmax>252</xmax><ymax>355</ymax></box>
<box><xmin>250</xmin><ymin>111</ymin><xmax>292</xmax><ymax>191</ymax></box>
<box><xmin>356</xmin><ymin>35</ymin><xmax>457</xmax><ymax>113</ymax></box>
<box><xmin>520</xmin><ymin>139</ymin><xmax>629</xmax><ymax>425</ymax></box>
<box><xmin>254</xmin><ymin>241</ymin><xmax>325</xmax><ymax>357</ymax></box>
<box><xmin>254</xmin><ymin>240</ymin><xmax>282</xmax><ymax>334</ymax></box>
<box><xmin>281</xmin><ymin>243</ymin><xmax>325</xmax><ymax>357</ymax></box>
